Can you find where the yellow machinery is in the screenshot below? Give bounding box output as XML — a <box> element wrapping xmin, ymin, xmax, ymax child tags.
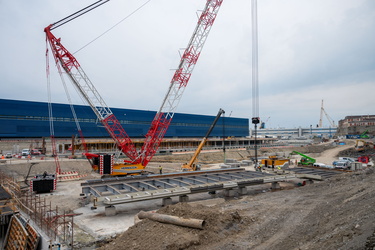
<box><xmin>355</xmin><ymin>139</ymin><xmax>374</xmax><ymax>152</ymax></box>
<box><xmin>260</xmin><ymin>155</ymin><xmax>290</xmax><ymax>168</ymax></box>
<box><xmin>182</xmin><ymin>109</ymin><xmax>225</xmax><ymax>171</ymax></box>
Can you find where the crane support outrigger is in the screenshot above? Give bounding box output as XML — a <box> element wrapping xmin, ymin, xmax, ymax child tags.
<box><xmin>45</xmin><ymin>0</ymin><xmax>224</xmax><ymax>176</ymax></box>
<box><xmin>182</xmin><ymin>108</ymin><xmax>225</xmax><ymax>171</ymax></box>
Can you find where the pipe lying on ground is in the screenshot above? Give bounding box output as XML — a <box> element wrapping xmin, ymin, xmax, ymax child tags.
<box><xmin>138</xmin><ymin>211</ymin><xmax>206</xmax><ymax>229</ymax></box>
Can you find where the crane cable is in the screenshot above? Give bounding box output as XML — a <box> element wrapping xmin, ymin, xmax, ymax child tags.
<box><xmin>51</xmin><ymin>0</ymin><xmax>111</xmax><ymax>30</ymax></box>
<box><xmin>251</xmin><ymin>0</ymin><xmax>259</xmax><ymax>119</ymax></box>
<box><xmin>74</xmin><ymin>0</ymin><xmax>152</xmax><ymax>55</ymax></box>
<box><xmin>45</xmin><ymin>40</ymin><xmax>62</xmax><ymax>175</ymax></box>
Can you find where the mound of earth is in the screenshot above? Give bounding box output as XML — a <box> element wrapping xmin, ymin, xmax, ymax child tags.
<box><xmin>98</xmin><ymin>167</ymin><xmax>375</xmax><ymax>250</ymax></box>
<box><xmin>338</xmin><ymin>147</ymin><xmax>375</xmax><ymax>161</ymax></box>
<box><xmin>99</xmin><ymin>203</ymin><xmax>246</xmax><ymax>250</ymax></box>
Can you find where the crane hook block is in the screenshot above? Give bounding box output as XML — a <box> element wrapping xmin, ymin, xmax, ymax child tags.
<box><xmin>252</xmin><ymin>117</ymin><xmax>260</xmax><ymax>124</ymax></box>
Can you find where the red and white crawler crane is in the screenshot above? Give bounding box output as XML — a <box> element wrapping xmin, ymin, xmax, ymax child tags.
<box><xmin>45</xmin><ymin>0</ymin><xmax>224</xmax><ymax>176</ymax></box>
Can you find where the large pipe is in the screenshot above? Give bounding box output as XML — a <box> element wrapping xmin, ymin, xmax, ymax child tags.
<box><xmin>138</xmin><ymin>211</ymin><xmax>206</xmax><ymax>229</ymax></box>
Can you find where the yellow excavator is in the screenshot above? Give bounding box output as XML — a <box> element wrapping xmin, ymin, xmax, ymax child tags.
<box><xmin>355</xmin><ymin>139</ymin><xmax>375</xmax><ymax>152</ymax></box>
<box><xmin>182</xmin><ymin>108</ymin><xmax>225</xmax><ymax>171</ymax></box>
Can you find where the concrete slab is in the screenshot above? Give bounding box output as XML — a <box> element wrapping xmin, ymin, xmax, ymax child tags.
<box><xmin>73</xmin><ymin>192</ymin><xmax>218</xmax><ymax>241</ymax></box>
<box><xmin>73</xmin><ymin>199</ymin><xmax>162</xmax><ymax>240</ymax></box>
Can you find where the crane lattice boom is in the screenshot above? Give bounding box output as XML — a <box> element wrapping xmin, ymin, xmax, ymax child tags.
<box><xmin>137</xmin><ymin>0</ymin><xmax>223</xmax><ymax>166</ymax></box>
<box><xmin>45</xmin><ymin>26</ymin><xmax>139</xmax><ymax>161</ymax></box>
<box><xmin>45</xmin><ymin>0</ymin><xmax>224</xmax><ymax>172</ymax></box>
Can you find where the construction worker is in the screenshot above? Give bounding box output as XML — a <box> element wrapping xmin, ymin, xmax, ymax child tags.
<box><xmin>159</xmin><ymin>165</ymin><xmax>163</xmax><ymax>174</ymax></box>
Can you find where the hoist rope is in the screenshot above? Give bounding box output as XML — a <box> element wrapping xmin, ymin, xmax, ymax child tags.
<box><xmin>74</xmin><ymin>0</ymin><xmax>152</xmax><ymax>55</ymax></box>
<box><xmin>51</xmin><ymin>0</ymin><xmax>110</xmax><ymax>30</ymax></box>
<box><xmin>46</xmin><ymin>39</ymin><xmax>62</xmax><ymax>174</ymax></box>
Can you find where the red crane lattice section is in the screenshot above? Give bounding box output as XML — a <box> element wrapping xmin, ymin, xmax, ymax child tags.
<box><xmin>45</xmin><ymin>27</ymin><xmax>139</xmax><ymax>161</ymax></box>
<box><xmin>140</xmin><ymin>0</ymin><xmax>223</xmax><ymax>166</ymax></box>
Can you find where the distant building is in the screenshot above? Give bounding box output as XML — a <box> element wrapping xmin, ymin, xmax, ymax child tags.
<box><xmin>0</xmin><ymin>99</ymin><xmax>249</xmax><ymax>138</ymax></box>
<box><xmin>337</xmin><ymin>115</ymin><xmax>375</xmax><ymax>136</ymax></box>
<box><xmin>252</xmin><ymin>126</ymin><xmax>336</xmax><ymax>139</ymax></box>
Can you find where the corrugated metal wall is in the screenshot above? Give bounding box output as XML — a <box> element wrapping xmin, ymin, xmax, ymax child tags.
<box><xmin>0</xmin><ymin>99</ymin><xmax>249</xmax><ymax>138</ymax></box>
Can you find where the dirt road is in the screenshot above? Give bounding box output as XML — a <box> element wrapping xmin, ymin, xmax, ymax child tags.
<box><xmin>314</xmin><ymin>142</ymin><xmax>354</xmax><ymax>165</ymax></box>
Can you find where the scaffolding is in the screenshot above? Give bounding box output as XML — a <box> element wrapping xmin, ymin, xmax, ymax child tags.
<box><xmin>0</xmin><ymin>171</ymin><xmax>74</xmax><ymax>247</ymax></box>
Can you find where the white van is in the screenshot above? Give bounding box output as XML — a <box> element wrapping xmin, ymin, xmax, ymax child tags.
<box><xmin>339</xmin><ymin>157</ymin><xmax>355</xmax><ymax>162</ymax></box>
<box><xmin>21</xmin><ymin>149</ymin><xmax>30</xmax><ymax>156</ymax></box>
<box><xmin>335</xmin><ymin>161</ymin><xmax>349</xmax><ymax>170</ymax></box>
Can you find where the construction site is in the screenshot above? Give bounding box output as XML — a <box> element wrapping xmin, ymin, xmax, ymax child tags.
<box><xmin>1</xmin><ymin>137</ymin><xmax>375</xmax><ymax>249</ymax></box>
<box><xmin>1</xmin><ymin>0</ymin><xmax>375</xmax><ymax>249</ymax></box>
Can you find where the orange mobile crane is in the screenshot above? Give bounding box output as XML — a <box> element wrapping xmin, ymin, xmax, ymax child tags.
<box><xmin>45</xmin><ymin>0</ymin><xmax>224</xmax><ymax>176</ymax></box>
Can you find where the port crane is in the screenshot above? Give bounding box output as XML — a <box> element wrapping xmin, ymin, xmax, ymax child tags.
<box><xmin>319</xmin><ymin>99</ymin><xmax>336</xmax><ymax>128</ymax></box>
<box><xmin>45</xmin><ymin>0</ymin><xmax>224</xmax><ymax>176</ymax></box>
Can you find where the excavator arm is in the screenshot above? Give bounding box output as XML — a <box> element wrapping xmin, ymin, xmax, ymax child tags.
<box><xmin>291</xmin><ymin>151</ymin><xmax>316</xmax><ymax>165</ymax></box>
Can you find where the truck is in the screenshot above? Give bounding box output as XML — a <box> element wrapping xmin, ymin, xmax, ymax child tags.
<box><xmin>21</xmin><ymin>149</ymin><xmax>30</xmax><ymax>156</ymax></box>
<box><xmin>291</xmin><ymin>151</ymin><xmax>316</xmax><ymax>166</ymax></box>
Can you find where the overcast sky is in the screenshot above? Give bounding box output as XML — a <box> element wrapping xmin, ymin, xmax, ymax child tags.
<box><xmin>1</xmin><ymin>0</ymin><xmax>374</xmax><ymax>129</ymax></box>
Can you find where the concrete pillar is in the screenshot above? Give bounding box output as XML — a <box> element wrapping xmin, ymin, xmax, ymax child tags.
<box><xmin>179</xmin><ymin>195</ymin><xmax>189</xmax><ymax>203</ymax></box>
<box><xmin>208</xmin><ymin>191</ymin><xmax>217</xmax><ymax>198</ymax></box>
<box><xmin>224</xmin><ymin>189</ymin><xmax>235</xmax><ymax>197</ymax></box>
<box><xmin>162</xmin><ymin>197</ymin><xmax>173</xmax><ymax>207</ymax></box>
<box><xmin>105</xmin><ymin>205</ymin><xmax>116</xmax><ymax>216</ymax></box>
<box><xmin>271</xmin><ymin>182</ymin><xmax>281</xmax><ymax>190</ymax></box>
<box><xmin>238</xmin><ymin>187</ymin><xmax>247</xmax><ymax>195</ymax></box>
<box><xmin>79</xmin><ymin>196</ymin><xmax>90</xmax><ymax>207</ymax></box>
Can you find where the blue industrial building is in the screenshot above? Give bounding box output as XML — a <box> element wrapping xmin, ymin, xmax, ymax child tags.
<box><xmin>0</xmin><ymin>99</ymin><xmax>249</xmax><ymax>138</ymax></box>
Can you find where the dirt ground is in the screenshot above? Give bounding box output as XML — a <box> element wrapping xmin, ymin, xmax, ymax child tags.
<box><xmin>2</xmin><ymin>139</ymin><xmax>375</xmax><ymax>249</ymax></box>
<box><xmin>97</xmin><ymin>141</ymin><xmax>375</xmax><ymax>250</ymax></box>
<box><xmin>99</xmin><ymin>168</ymin><xmax>375</xmax><ymax>250</ymax></box>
